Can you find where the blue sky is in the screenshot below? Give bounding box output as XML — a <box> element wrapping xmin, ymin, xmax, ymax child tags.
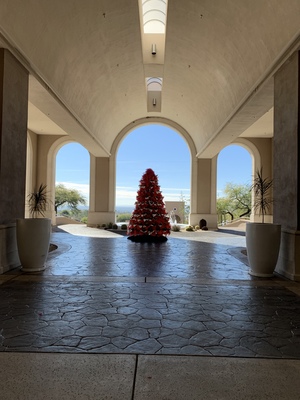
<box><xmin>56</xmin><ymin>125</ymin><xmax>252</xmax><ymax>208</ymax></box>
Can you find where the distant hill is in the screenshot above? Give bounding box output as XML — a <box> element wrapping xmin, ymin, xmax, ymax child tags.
<box><xmin>116</xmin><ymin>206</ymin><xmax>134</xmax><ymax>213</ymax></box>
<box><xmin>58</xmin><ymin>205</ymin><xmax>134</xmax><ymax>213</ymax></box>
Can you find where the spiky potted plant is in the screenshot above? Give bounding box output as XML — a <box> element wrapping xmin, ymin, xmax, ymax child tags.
<box><xmin>246</xmin><ymin>169</ymin><xmax>281</xmax><ymax>277</ymax></box>
<box><xmin>16</xmin><ymin>184</ymin><xmax>52</xmax><ymax>272</ymax></box>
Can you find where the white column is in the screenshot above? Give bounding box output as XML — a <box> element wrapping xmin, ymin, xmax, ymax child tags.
<box><xmin>88</xmin><ymin>155</ymin><xmax>115</xmax><ymax>226</ymax></box>
<box><xmin>190</xmin><ymin>156</ymin><xmax>218</xmax><ymax>229</ymax></box>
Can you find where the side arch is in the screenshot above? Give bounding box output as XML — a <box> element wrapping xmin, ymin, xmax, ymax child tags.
<box><xmin>47</xmin><ymin>137</ymin><xmax>88</xmax><ymax>224</ymax></box>
<box><xmin>219</xmin><ymin>137</ymin><xmax>273</xmax><ymax>222</ymax></box>
<box><xmin>232</xmin><ymin>137</ymin><xmax>261</xmax><ymax>177</ymax></box>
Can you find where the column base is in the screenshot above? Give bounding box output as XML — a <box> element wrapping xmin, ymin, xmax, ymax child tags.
<box><xmin>87</xmin><ymin>211</ymin><xmax>116</xmax><ymax>227</ymax></box>
<box><xmin>0</xmin><ymin>223</ymin><xmax>20</xmax><ymax>274</ymax></box>
<box><xmin>189</xmin><ymin>214</ymin><xmax>218</xmax><ymax>229</ymax></box>
<box><xmin>275</xmin><ymin>229</ymin><xmax>300</xmax><ymax>281</ymax></box>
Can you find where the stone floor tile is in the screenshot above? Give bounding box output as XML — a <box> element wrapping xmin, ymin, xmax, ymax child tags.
<box><xmin>190</xmin><ymin>330</ymin><xmax>223</xmax><ymax>347</ymax></box>
<box><xmin>158</xmin><ymin>334</ymin><xmax>190</xmax><ymax>348</ymax></box>
<box><xmin>0</xmin><ymin>353</ymin><xmax>136</xmax><ymax>400</ymax></box>
<box><xmin>77</xmin><ymin>336</ymin><xmax>111</xmax><ymax>350</ymax></box>
<box><xmin>125</xmin><ymin>338</ymin><xmax>162</xmax><ymax>353</ymax></box>
<box><xmin>134</xmin><ymin>356</ymin><xmax>300</xmax><ymax>400</ymax></box>
<box><xmin>111</xmin><ymin>336</ymin><xmax>137</xmax><ymax>349</ymax></box>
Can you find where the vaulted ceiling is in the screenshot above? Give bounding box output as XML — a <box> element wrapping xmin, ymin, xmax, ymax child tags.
<box><xmin>0</xmin><ymin>0</ymin><xmax>299</xmax><ymax>157</ymax></box>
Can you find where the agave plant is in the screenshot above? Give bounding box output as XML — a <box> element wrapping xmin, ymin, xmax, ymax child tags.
<box><xmin>251</xmin><ymin>168</ymin><xmax>273</xmax><ymax>223</ymax></box>
<box><xmin>27</xmin><ymin>183</ymin><xmax>49</xmax><ymax>218</ymax></box>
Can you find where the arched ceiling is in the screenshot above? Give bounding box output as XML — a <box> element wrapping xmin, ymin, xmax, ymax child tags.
<box><xmin>0</xmin><ymin>0</ymin><xmax>299</xmax><ymax>157</ymax></box>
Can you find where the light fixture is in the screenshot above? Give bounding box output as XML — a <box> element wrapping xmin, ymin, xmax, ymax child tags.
<box><xmin>151</xmin><ymin>44</ymin><xmax>157</xmax><ymax>55</ymax></box>
<box><xmin>153</xmin><ymin>98</ymin><xmax>156</xmax><ymax>106</ymax></box>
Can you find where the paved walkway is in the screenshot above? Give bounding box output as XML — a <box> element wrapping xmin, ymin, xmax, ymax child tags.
<box><xmin>1</xmin><ymin>225</ymin><xmax>300</xmax><ymax>399</ymax></box>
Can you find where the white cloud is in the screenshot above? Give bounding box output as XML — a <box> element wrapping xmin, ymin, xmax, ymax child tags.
<box><xmin>55</xmin><ymin>182</ymin><xmax>190</xmax><ymax>207</ymax></box>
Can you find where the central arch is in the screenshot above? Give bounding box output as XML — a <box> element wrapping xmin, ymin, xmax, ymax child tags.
<box><xmin>110</xmin><ymin>118</ymin><xmax>197</xmax><ymax>223</ymax></box>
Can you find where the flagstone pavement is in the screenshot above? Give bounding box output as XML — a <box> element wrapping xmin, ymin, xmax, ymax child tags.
<box><xmin>1</xmin><ymin>224</ymin><xmax>300</xmax><ymax>359</ymax></box>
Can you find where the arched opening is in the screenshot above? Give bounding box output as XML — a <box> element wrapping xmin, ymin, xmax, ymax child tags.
<box><xmin>55</xmin><ymin>142</ymin><xmax>90</xmax><ymax>223</ymax></box>
<box><xmin>116</xmin><ymin>124</ymin><xmax>191</xmax><ymax>224</ymax></box>
<box><xmin>217</xmin><ymin>144</ymin><xmax>252</xmax><ymax>226</ymax></box>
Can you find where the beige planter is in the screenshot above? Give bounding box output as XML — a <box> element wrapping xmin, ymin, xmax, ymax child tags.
<box><xmin>16</xmin><ymin>218</ymin><xmax>51</xmax><ymax>272</ymax></box>
<box><xmin>246</xmin><ymin>222</ymin><xmax>281</xmax><ymax>277</ymax></box>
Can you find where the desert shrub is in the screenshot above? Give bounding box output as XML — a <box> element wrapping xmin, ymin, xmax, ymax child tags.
<box><xmin>185</xmin><ymin>225</ymin><xmax>194</xmax><ymax>231</ymax></box>
<box><xmin>112</xmin><ymin>224</ymin><xmax>118</xmax><ymax>229</ymax></box>
<box><xmin>81</xmin><ymin>217</ymin><xmax>88</xmax><ymax>224</ymax></box>
<box><xmin>171</xmin><ymin>224</ymin><xmax>181</xmax><ymax>232</ymax></box>
<box><xmin>61</xmin><ymin>209</ymin><xmax>71</xmax><ymax>217</ymax></box>
<box><xmin>195</xmin><ymin>225</ymin><xmax>200</xmax><ymax>230</ymax></box>
<box><xmin>121</xmin><ymin>224</ymin><xmax>127</xmax><ymax>230</ymax></box>
<box><xmin>116</xmin><ymin>213</ymin><xmax>132</xmax><ymax>222</ymax></box>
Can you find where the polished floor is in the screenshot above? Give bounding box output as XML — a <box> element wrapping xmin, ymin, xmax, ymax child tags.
<box><xmin>1</xmin><ymin>225</ymin><xmax>300</xmax><ymax>399</ymax></box>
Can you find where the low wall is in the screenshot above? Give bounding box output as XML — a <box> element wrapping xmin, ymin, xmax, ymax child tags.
<box><xmin>55</xmin><ymin>216</ymin><xmax>83</xmax><ymax>226</ymax></box>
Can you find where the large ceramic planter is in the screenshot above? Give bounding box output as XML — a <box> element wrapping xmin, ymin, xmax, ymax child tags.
<box><xmin>246</xmin><ymin>222</ymin><xmax>281</xmax><ymax>277</ymax></box>
<box><xmin>16</xmin><ymin>218</ymin><xmax>51</xmax><ymax>272</ymax></box>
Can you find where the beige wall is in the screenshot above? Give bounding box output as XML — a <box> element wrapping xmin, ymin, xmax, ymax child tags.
<box><xmin>273</xmin><ymin>51</ymin><xmax>300</xmax><ymax>280</ymax></box>
<box><xmin>247</xmin><ymin>138</ymin><xmax>273</xmax><ymax>179</ymax></box>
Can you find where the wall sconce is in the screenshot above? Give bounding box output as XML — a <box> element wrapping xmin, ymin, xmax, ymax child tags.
<box><xmin>151</xmin><ymin>44</ymin><xmax>157</xmax><ymax>55</ymax></box>
<box><xmin>153</xmin><ymin>98</ymin><xmax>156</xmax><ymax>106</ymax></box>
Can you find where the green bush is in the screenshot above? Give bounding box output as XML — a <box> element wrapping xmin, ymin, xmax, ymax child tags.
<box><xmin>116</xmin><ymin>212</ymin><xmax>132</xmax><ymax>222</ymax></box>
<box><xmin>60</xmin><ymin>209</ymin><xmax>70</xmax><ymax>217</ymax></box>
<box><xmin>112</xmin><ymin>224</ymin><xmax>118</xmax><ymax>229</ymax></box>
<box><xmin>121</xmin><ymin>224</ymin><xmax>127</xmax><ymax>230</ymax></box>
<box><xmin>185</xmin><ymin>225</ymin><xmax>194</xmax><ymax>232</ymax></box>
<box><xmin>195</xmin><ymin>225</ymin><xmax>200</xmax><ymax>230</ymax></box>
<box><xmin>81</xmin><ymin>217</ymin><xmax>88</xmax><ymax>224</ymax></box>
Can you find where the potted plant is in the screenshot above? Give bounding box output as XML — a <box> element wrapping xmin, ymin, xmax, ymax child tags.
<box><xmin>246</xmin><ymin>168</ymin><xmax>281</xmax><ymax>277</ymax></box>
<box><xmin>16</xmin><ymin>184</ymin><xmax>52</xmax><ymax>272</ymax></box>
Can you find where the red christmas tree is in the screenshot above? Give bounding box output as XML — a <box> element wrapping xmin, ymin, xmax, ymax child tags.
<box><xmin>127</xmin><ymin>168</ymin><xmax>171</xmax><ymax>242</ymax></box>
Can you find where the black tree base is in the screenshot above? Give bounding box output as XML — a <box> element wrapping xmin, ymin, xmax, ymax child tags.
<box><xmin>127</xmin><ymin>235</ymin><xmax>168</xmax><ymax>243</ymax></box>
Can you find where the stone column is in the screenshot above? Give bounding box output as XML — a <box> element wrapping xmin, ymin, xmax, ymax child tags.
<box><xmin>190</xmin><ymin>157</ymin><xmax>218</xmax><ymax>228</ymax></box>
<box><xmin>88</xmin><ymin>156</ymin><xmax>115</xmax><ymax>226</ymax></box>
<box><xmin>274</xmin><ymin>51</ymin><xmax>300</xmax><ymax>280</ymax></box>
<box><xmin>0</xmin><ymin>49</ymin><xmax>28</xmax><ymax>273</ymax></box>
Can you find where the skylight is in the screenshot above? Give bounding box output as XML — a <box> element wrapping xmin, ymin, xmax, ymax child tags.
<box><xmin>141</xmin><ymin>0</ymin><xmax>168</xmax><ymax>34</ymax></box>
<box><xmin>146</xmin><ymin>77</ymin><xmax>163</xmax><ymax>91</ymax></box>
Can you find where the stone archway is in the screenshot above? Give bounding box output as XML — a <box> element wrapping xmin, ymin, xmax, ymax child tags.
<box><xmin>110</xmin><ymin>117</ymin><xmax>196</xmax><ymax>224</ymax></box>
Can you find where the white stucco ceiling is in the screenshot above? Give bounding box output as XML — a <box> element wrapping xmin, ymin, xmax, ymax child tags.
<box><xmin>0</xmin><ymin>0</ymin><xmax>299</xmax><ymax>157</ymax></box>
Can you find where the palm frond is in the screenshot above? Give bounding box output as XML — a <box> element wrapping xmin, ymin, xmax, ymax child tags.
<box><xmin>27</xmin><ymin>184</ymin><xmax>49</xmax><ymax>218</ymax></box>
<box><xmin>251</xmin><ymin>168</ymin><xmax>273</xmax><ymax>223</ymax></box>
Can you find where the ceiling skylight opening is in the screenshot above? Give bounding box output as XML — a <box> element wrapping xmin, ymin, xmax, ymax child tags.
<box><xmin>141</xmin><ymin>0</ymin><xmax>168</xmax><ymax>34</ymax></box>
<box><xmin>146</xmin><ymin>77</ymin><xmax>163</xmax><ymax>91</ymax></box>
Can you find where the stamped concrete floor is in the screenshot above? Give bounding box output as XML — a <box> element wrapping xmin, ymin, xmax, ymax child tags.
<box><xmin>1</xmin><ymin>225</ymin><xmax>300</xmax><ymax>399</ymax></box>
